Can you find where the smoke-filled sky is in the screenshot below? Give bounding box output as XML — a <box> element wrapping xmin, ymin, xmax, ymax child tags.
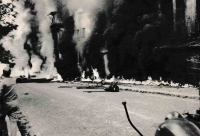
<box><xmin>0</xmin><ymin>0</ymin><xmax>198</xmax><ymax>80</ymax></box>
<box><xmin>61</xmin><ymin>0</ymin><xmax>105</xmax><ymax>15</ymax></box>
<box><xmin>61</xmin><ymin>0</ymin><xmax>106</xmax><ymax>56</ymax></box>
<box><xmin>0</xmin><ymin>0</ymin><xmax>107</xmax><ymax>77</ymax></box>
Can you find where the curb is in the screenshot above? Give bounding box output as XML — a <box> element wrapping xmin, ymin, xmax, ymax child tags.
<box><xmin>78</xmin><ymin>82</ymin><xmax>199</xmax><ymax>100</ymax></box>
<box><xmin>119</xmin><ymin>88</ymin><xmax>199</xmax><ymax>100</ymax></box>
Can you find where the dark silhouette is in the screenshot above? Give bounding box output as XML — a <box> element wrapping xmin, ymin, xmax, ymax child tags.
<box><xmin>0</xmin><ymin>66</ymin><xmax>32</xmax><ymax>136</ymax></box>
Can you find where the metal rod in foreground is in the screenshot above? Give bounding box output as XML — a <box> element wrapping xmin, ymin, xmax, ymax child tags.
<box><xmin>122</xmin><ymin>101</ymin><xmax>143</xmax><ymax>136</ymax></box>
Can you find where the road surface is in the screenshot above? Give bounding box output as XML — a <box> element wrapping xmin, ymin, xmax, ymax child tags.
<box><xmin>13</xmin><ymin>83</ymin><xmax>200</xmax><ymax>136</ymax></box>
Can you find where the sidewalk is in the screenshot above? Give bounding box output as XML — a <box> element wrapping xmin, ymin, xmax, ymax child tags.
<box><xmin>76</xmin><ymin>81</ymin><xmax>200</xmax><ymax>99</ymax></box>
<box><xmin>118</xmin><ymin>84</ymin><xmax>199</xmax><ymax>99</ymax></box>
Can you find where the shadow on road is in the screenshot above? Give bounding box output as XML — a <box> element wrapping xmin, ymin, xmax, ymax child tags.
<box><xmin>58</xmin><ymin>86</ymin><xmax>73</xmax><ymax>88</ymax></box>
<box><xmin>83</xmin><ymin>91</ymin><xmax>119</xmax><ymax>93</ymax></box>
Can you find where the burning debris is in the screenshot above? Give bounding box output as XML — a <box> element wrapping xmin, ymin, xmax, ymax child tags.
<box><xmin>80</xmin><ymin>67</ymin><xmax>194</xmax><ymax>88</ymax></box>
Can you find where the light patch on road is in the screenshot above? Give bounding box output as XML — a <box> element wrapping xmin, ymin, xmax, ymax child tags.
<box><xmin>80</xmin><ymin>99</ymin><xmax>94</xmax><ymax>110</ymax></box>
<box><xmin>71</xmin><ymin>94</ymin><xmax>92</xmax><ymax>101</ymax></box>
<box><xmin>105</xmin><ymin>120</ymin><xmax>125</xmax><ymax>128</ymax></box>
<box><xmin>113</xmin><ymin>106</ymin><xmax>151</xmax><ymax>120</ymax></box>
<box><xmin>132</xmin><ymin>100</ymin><xmax>147</xmax><ymax>105</ymax></box>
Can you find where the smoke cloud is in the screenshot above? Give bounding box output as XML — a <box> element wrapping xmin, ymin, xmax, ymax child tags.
<box><xmin>30</xmin><ymin>54</ymin><xmax>43</xmax><ymax>74</ymax></box>
<box><xmin>34</xmin><ymin>0</ymin><xmax>57</xmax><ymax>76</ymax></box>
<box><xmin>1</xmin><ymin>0</ymin><xmax>109</xmax><ymax>78</ymax></box>
<box><xmin>61</xmin><ymin>0</ymin><xmax>105</xmax><ymax>15</ymax></box>
<box><xmin>61</xmin><ymin>0</ymin><xmax>106</xmax><ymax>57</ymax></box>
<box><xmin>185</xmin><ymin>0</ymin><xmax>196</xmax><ymax>33</ymax></box>
<box><xmin>0</xmin><ymin>0</ymin><xmax>32</xmax><ymax>74</ymax></box>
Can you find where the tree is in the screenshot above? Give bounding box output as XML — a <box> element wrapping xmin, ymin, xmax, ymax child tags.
<box><xmin>0</xmin><ymin>0</ymin><xmax>18</xmax><ymax>63</ymax></box>
<box><xmin>0</xmin><ymin>0</ymin><xmax>18</xmax><ymax>38</ymax></box>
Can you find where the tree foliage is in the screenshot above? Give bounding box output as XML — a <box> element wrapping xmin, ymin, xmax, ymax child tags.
<box><xmin>0</xmin><ymin>0</ymin><xmax>18</xmax><ymax>63</ymax></box>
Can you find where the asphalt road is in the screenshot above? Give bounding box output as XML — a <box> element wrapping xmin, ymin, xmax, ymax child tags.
<box><xmin>14</xmin><ymin>83</ymin><xmax>200</xmax><ymax>136</ymax></box>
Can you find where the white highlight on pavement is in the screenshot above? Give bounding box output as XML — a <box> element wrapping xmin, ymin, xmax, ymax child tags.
<box><xmin>113</xmin><ymin>106</ymin><xmax>151</xmax><ymax>120</ymax></box>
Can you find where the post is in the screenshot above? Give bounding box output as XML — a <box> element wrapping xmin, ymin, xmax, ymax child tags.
<box><xmin>122</xmin><ymin>102</ymin><xmax>143</xmax><ymax>136</ymax></box>
<box><xmin>196</xmin><ymin>81</ymin><xmax>200</xmax><ymax>114</ymax></box>
<box><xmin>199</xmin><ymin>81</ymin><xmax>200</xmax><ymax>101</ymax></box>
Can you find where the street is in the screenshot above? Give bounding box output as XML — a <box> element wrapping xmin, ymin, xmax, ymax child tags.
<box><xmin>14</xmin><ymin>83</ymin><xmax>199</xmax><ymax>136</ymax></box>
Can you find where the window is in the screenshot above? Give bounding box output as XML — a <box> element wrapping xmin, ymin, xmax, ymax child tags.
<box><xmin>77</xmin><ymin>29</ymin><xmax>80</xmax><ymax>40</ymax></box>
<box><xmin>82</xmin><ymin>28</ymin><xmax>85</xmax><ymax>38</ymax></box>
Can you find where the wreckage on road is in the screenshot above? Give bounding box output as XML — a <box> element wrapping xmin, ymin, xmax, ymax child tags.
<box><xmin>123</xmin><ymin>101</ymin><xmax>200</xmax><ymax>136</ymax></box>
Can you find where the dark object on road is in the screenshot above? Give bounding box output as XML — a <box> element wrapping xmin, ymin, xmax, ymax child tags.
<box><xmin>2</xmin><ymin>69</ymin><xmax>11</xmax><ymax>78</ymax></box>
<box><xmin>16</xmin><ymin>77</ymin><xmax>53</xmax><ymax>83</ymax></box>
<box><xmin>122</xmin><ymin>101</ymin><xmax>143</xmax><ymax>136</ymax></box>
<box><xmin>155</xmin><ymin>118</ymin><xmax>200</xmax><ymax>136</ymax></box>
<box><xmin>77</xmin><ymin>79</ymin><xmax>106</xmax><ymax>89</ymax></box>
<box><xmin>58</xmin><ymin>86</ymin><xmax>73</xmax><ymax>88</ymax></box>
<box><xmin>77</xmin><ymin>86</ymin><xmax>105</xmax><ymax>89</ymax></box>
<box><xmin>155</xmin><ymin>109</ymin><xmax>200</xmax><ymax>136</ymax></box>
<box><xmin>104</xmin><ymin>81</ymin><xmax>119</xmax><ymax>92</ymax></box>
<box><xmin>122</xmin><ymin>101</ymin><xmax>200</xmax><ymax>136</ymax></box>
<box><xmin>24</xmin><ymin>93</ymin><xmax>29</xmax><ymax>95</ymax></box>
<box><xmin>83</xmin><ymin>91</ymin><xmax>111</xmax><ymax>93</ymax></box>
